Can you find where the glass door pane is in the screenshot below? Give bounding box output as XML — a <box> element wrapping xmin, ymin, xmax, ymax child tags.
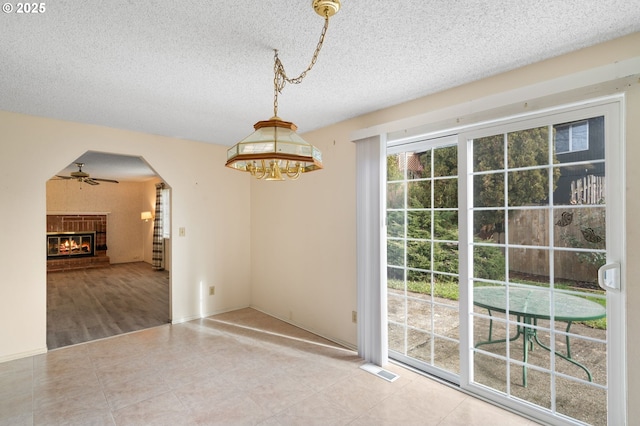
<box><xmin>387</xmin><ymin>140</ymin><xmax>460</xmax><ymax>378</ymax></box>
<box><xmin>468</xmin><ymin>117</ymin><xmax>608</xmax><ymax>425</ymax></box>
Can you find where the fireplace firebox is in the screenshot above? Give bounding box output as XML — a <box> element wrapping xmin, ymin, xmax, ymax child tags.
<box><xmin>47</xmin><ymin>231</ymin><xmax>96</xmax><ymax>259</ymax></box>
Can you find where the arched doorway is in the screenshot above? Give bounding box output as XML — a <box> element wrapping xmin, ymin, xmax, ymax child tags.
<box><xmin>46</xmin><ymin>150</ymin><xmax>172</xmax><ymax>349</ymax></box>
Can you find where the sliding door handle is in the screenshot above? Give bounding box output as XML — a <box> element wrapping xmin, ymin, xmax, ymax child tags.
<box><xmin>598</xmin><ymin>262</ymin><xmax>620</xmax><ymax>291</ymax></box>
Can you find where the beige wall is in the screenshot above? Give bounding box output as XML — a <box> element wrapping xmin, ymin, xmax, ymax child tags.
<box><xmin>0</xmin><ymin>115</ymin><xmax>251</xmax><ymax>361</ymax></box>
<box><xmin>623</xmin><ymin>76</ymin><xmax>640</xmax><ymax>424</ymax></box>
<box><xmin>0</xmin><ymin>30</ymin><xmax>638</xmax><ymax>420</ymax></box>
<box><xmin>249</xmin><ymin>120</ymin><xmax>357</xmax><ymax>347</ymax></box>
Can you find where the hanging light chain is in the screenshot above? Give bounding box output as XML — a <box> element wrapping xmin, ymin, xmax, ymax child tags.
<box><xmin>273</xmin><ymin>13</ymin><xmax>330</xmax><ymax>117</ymax></box>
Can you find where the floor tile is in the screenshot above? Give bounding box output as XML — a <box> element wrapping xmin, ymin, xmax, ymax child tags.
<box><xmin>244</xmin><ymin>372</ymin><xmax>316</xmax><ymax>415</ymax></box>
<box><xmin>0</xmin><ymin>392</ymin><xmax>32</xmax><ymax>423</ymax></box>
<box><xmin>112</xmin><ymin>391</ymin><xmax>189</xmax><ymax>426</ymax></box>
<box><xmin>0</xmin><ymin>413</ymin><xmax>33</xmax><ymax>426</ymax></box>
<box><xmin>33</xmin><ymin>388</ymin><xmax>111</xmax><ymax>424</ymax></box>
<box><xmin>272</xmin><ymin>392</ymin><xmax>360</xmax><ymax>426</ymax></box>
<box><xmin>438</xmin><ymin>395</ymin><xmax>533</xmax><ymax>425</ymax></box>
<box><xmin>102</xmin><ymin>373</ymin><xmax>170</xmax><ymax>411</ymax></box>
<box><xmin>0</xmin><ymin>307</ymin><xmax>534</xmax><ymax>426</ymax></box>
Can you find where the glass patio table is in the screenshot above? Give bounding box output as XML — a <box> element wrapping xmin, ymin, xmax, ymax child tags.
<box><xmin>473</xmin><ymin>286</ymin><xmax>606</xmax><ymax>387</ymax></box>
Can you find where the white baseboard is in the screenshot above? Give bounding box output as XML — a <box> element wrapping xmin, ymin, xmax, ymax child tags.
<box><xmin>250</xmin><ymin>305</ymin><xmax>357</xmax><ymax>352</ymax></box>
<box><xmin>171</xmin><ymin>304</ymin><xmax>252</xmax><ymax>325</ymax></box>
<box><xmin>0</xmin><ymin>347</ymin><xmax>47</xmax><ymax>364</ymax></box>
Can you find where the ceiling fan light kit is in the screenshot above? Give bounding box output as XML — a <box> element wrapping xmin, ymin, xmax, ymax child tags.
<box><xmin>225</xmin><ymin>0</ymin><xmax>341</xmax><ymax>181</ymax></box>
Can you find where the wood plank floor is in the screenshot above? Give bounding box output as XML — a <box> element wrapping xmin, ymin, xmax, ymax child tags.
<box><xmin>47</xmin><ymin>262</ymin><xmax>170</xmax><ymax>349</ymax></box>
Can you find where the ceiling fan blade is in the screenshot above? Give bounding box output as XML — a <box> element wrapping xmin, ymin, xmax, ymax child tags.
<box><xmin>91</xmin><ymin>178</ymin><xmax>119</xmax><ymax>184</ymax></box>
<box><xmin>84</xmin><ymin>178</ymin><xmax>100</xmax><ymax>185</ymax></box>
<box><xmin>55</xmin><ymin>175</ymin><xmax>73</xmax><ymax>180</ymax></box>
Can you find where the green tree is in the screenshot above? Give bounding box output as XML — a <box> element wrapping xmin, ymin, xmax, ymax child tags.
<box><xmin>387</xmin><ymin>153</ymin><xmax>403</xmax><ymax>181</ymax></box>
<box><xmin>473</xmin><ymin>127</ymin><xmax>559</xmax><ymax>237</ymax></box>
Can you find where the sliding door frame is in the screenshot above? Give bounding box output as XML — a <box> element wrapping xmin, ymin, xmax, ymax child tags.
<box><xmin>457</xmin><ymin>96</ymin><xmax>625</xmax><ymax>426</ymax></box>
<box><xmin>360</xmin><ymin>94</ymin><xmax>626</xmax><ymax>425</ymax></box>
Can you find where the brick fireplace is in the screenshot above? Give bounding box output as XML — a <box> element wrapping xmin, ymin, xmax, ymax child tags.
<box><xmin>46</xmin><ymin>214</ymin><xmax>110</xmax><ymax>272</ymax></box>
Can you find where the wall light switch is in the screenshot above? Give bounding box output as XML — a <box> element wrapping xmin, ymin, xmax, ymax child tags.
<box><xmin>209</xmin><ymin>286</ymin><xmax>215</xmax><ymax>296</ymax></box>
<box><xmin>179</xmin><ymin>227</ymin><xmax>186</xmax><ymax>237</ymax></box>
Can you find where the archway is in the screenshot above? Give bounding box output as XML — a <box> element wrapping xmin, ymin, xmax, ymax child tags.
<box><xmin>46</xmin><ymin>150</ymin><xmax>172</xmax><ymax>349</ymax></box>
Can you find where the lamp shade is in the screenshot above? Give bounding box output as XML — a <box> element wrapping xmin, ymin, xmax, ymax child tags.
<box><xmin>223</xmin><ymin>1</ymin><xmax>339</xmax><ymax>180</ymax></box>
<box><xmin>225</xmin><ymin>117</ymin><xmax>322</xmax><ymax>180</ymax></box>
<box><xmin>141</xmin><ymin>211</ymin><xmax>153</xmax><ymax>221</ymax></box>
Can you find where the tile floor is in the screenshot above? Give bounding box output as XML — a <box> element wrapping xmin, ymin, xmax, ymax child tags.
<box><xmin>1</xmin><ymin>308</ymin><xmax>538</xmax><ymax>425</ymax></box>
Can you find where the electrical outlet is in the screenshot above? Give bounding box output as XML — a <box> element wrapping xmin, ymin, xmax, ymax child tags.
<box><xmin>352</xmin><ymin>311</ymin><xmax>357</xmax><ymax>323</ymax></box>
<box><xmin>209</xmin><ymin>286</ymin><xmax>215</xmax><ymax>296</ymax></box>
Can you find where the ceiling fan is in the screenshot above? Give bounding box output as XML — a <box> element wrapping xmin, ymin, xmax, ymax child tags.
<box><xmin>56</xmin><ymin>163</ymin><xmax>119</xmax><ymax>185</ymax></box>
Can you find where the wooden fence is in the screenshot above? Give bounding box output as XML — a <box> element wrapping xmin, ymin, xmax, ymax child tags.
<box><xmin>570</xmin><ymin>175</ymin><xmax>604</xmax><ymax>205</ymax></box>
<box><xmin>507</xmin><ymin>207</ymin><xmax>605</xmax><ymax>284</ymax></box>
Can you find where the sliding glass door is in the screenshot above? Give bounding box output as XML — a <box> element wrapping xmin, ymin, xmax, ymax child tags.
<box><xmin>386</xmin><ymin>136</ymin><xmax>461</xmax><ymax>381</ymax></box>
<box><xmin>386</xmin><ymin>99</ymin><xmax>625</xmax><ymax>425</ymax></box>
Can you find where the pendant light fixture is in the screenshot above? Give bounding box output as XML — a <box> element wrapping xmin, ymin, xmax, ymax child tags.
<box><xmin>225</xmin><ymin>0</ymin><xmax>341</xmax><ymax>181</ymax></box>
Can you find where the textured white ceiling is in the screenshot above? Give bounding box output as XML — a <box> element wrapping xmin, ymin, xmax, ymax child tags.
<box><xmin>54</xmin><ymin>151</ymin><xmax>157</xmax><ymax>183</ymax></box>
<box><xmin>2</xmin><ymin>1</ymin><xmax>639</xmax><ymax>179</ymax></box>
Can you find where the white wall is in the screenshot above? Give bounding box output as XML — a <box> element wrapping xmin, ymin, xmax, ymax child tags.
<box><xmin>0</xmin><ymin>114</ymin><xmax>251</xmax><ymax>360</ymax></box>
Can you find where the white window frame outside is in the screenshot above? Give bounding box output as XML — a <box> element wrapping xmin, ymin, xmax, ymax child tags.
<box><xmin>555</xmin><ymin>120</ymin><xmax>589</xmax><ymax>154</ymax></box>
